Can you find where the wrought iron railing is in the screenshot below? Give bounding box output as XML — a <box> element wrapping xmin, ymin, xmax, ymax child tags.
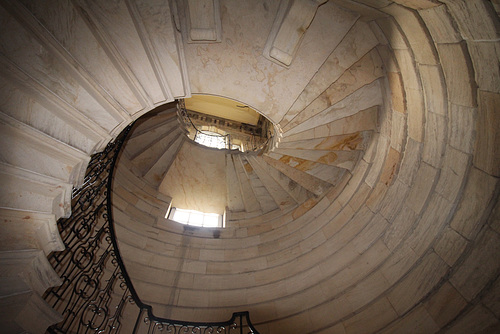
<box><xmin>43</xmin><ymin>123</ymin><xmax>259</xmax><ymax>334</ymax></box>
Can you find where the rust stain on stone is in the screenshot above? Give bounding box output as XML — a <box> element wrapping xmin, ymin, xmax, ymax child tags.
<box><xmin>292</xmin><ymin>197</ymin><xmax>318</xmax><ymax>219</ymax></box>
<box><xmin>318</xmin><ymin>152</ymin><xmax>338</xmax><ymax>164</ymax></box>
<box><xmin>243</xmin><ymin>163</ymin><xmax>253</xmax><ymax>173</ymax></box>
<box><xmin>279</xmin><ymin>155</ymin><xmax>316</xmax><ymax>171</ymax></box>
<box><xmin>315</xmin><ymin>133</ymin><xmax>362</xmax><ymax>151</ymax></box>
<box><xmin>380</xmin><ymin>148</ymin><xmax>401</xmax><ymax>186</ymax></box>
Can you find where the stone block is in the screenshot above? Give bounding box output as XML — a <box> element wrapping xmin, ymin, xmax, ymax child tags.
<box><xmin>423</xmin><ymin>281</ymin><xmax>468</xmax><ymax>328</ymax></box>
<box><xmin>467</xmin><ymin>41</ymin><xmax>500</xmax><ymax>93</ymax></box>
<box><xmin>482</xmin><ymin>275</ymin><xmax>500</xmax><ymax>318</ymax></box>
<box><xmin>365</xmin><ymin>136</ymin><xmax>389</xmax><ymax>187</ymax></box>
<box><xmin>450</xmin><ymin>167</ymin><xmax>498</xmax><ymax>239</ymax></box>
<box><xmin>380</xmin><ymin>244</ymin><xmax>419</xmax><ymax>285</ymax></box>
<box><xmin>434</xmin><ymin>227</ymin><xmax>468</xmax><ymax>266</ymax></box>
<box><xmin>443</xmin><ymin>304</ymin><xmax>498</xmax><ymax>334</ymax></box>
<box><xmin>474</xmin><ymin>90</ymin><xmax>500</xmax><ymax>176</ymax></box>
<box><xmin>379</xmin><ymin>148</ymin><xmax>401</xmax><ymax>187</ymax></box>
<box><xmin>391</xmin><ymin>0</ymin><xmax>440</xmax><ymax>10</ymax></box>
<box><xmin>379</xmin><ymin>179</ymin><xmax>409</xmax><ymax>222</ymax></box>
<box><xmin>450</xmin><ymin>228</ymin><xmax>500</xmax><ymax>301</ymax></box>
<box><xmin>382</xmin><ymin>4</ymin><xmax>439</xmax><ymax>65</ymax></box>
<box><xmin>351</xmin><ymin>216</ymin><xmax>390</xmax><ymax>254</ymax></box>
<box><xmin>343</xmin><ymin>297</ymin><xmax>398</xmax><ymax>334</ymax></box>
<box><xmin>441</xmin><ymin>0</ymin><xmax>500</xmax><ymax>41</ymax></box>
<box><xmin>383</xmin><ymin>205</ymin><xmax>418</xmax><ymax>251</ymax></box>
<box><xmin>489</xmin><ymin>197</ymin><xmax>500</xmax><ymax>234</ymax></box>
<box><xmin>376</xmin><ymin>44</ymin><xmax>400</xmax><ymax>73</ymax></box>
<box><xmin>398</xmin><ymin>138</ymin><xmax>422</xmax><ymax>186</ymax></box>
<box><xmin>406</xmin><ymin>88</ymin><xmax>425</xmax><ymax>142</ymax></box>
<box><xmin>437</xmin><ymin>42</ymin><xmax>477</xmax><ymax>107</ymax></box>
<box><xmin>369</xmin><ymin>21</ymin><xmax>389</xmax><ymax>45</ymax></box>
<box><xmin>376</xmin><ymin>17</ymin><xmax>408</xmax><ymax>50</ymax></box>
<box><xmin>422</xmin><ymin>112</ymin><xmax>446</xmax><ymax>168</ymax></box>
<box><xmin>407</xmin><ymin>193</ymin><xmax>453</xmax><ymax>256</ymax></box>
<box><xmin>353</xmin><ymin>0</ymin><xmax>393</xmax><ymax>8</ymax></box>
<box><xmin>448</xmin><ymin>103</ymin><xmax>476</xmax><ymax>154</ymax></box>
<box><xmin>332</xmin><ymin>1</ymin><xmax>388</xmax><ymax>22</ymax></box>
<box><xmin>344</xmin><ymin>271</ymin><xmax>391</xmax><ymax>310</ymax></box>
<box><xmin>435</xmin><ymin>146</ymin><xmax>470</xmax><ymax>202</ymax></box>
<box><xmin>365</xmin><ymin>181</ymin><xmax>388</xmax><ymax>212</ymax></box>
<box><xmin>387</xmin><ymin>71</ymin><xmax>406</xmax><ymax>114</ymax></box>
<box><xmin>379</xmin><ymin>305</ymin><xmax>440</xmax><ymax>334</ymax></box>
<box><xmin>419</xmin><ymin>5</ymin><xmax>462</xmax><ymax>43</ymax></box>
<box><xmin>390</xmin><ymin>110</ymin><xmax>406</xmax><ymax>152</ymax></box>
<box><xmin>387</xmin><ymin>252</ymin><xmax>448</xmax><ymax>315</ymax></box>
<box><xmin>419</xmin><ymin>64</ymin><xmax>447</xmax><ymax>116</ymax></box>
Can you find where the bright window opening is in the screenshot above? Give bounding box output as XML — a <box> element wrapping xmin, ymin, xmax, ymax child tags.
<box><xmin>194</xmin><ymin>131</ymin><xmax>227</xmax><ymax>150</ymax></box>
<box><xmin>167</xmin><ymin>207</ymin><xmax>224</xmax><ymax>228</ymax></box>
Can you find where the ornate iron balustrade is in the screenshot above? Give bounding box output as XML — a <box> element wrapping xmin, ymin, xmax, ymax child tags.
<box><xmin>43</xmin><ymin>123</ymin><xmax>260</xmax><ymax>334</ymax></box>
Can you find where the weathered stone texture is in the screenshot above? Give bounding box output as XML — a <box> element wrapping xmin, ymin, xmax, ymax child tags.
<box><xmin>437</xmin><ymin>42</ymin><xmax>477</xmax><ymax>107</ymax></box>
<box><xmin>473</xmin><ymin>91</ymin><xmax>500</xmax><ymax>176</ymax></box>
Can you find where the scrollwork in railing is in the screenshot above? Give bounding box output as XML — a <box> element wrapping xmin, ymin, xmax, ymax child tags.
<box><xmin>134</xmin><ymin>310</ymin><xmax>258</xmax><ymax>334</ymax></box>
<box><xmin>44</xmin><ymin>118</ymin><xmax>260</xmax><ymax>333</ymax></box>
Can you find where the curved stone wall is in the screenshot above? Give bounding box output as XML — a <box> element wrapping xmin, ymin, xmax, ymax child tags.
<box><xmin>112</xmin><ymin>1</ymin><xmax>500</xmax><ymax>333</ymax></box>
<box><xmin>0</xmin><ymin>0</ymin><xmax>498</xmax><ymax>333</ymax></box>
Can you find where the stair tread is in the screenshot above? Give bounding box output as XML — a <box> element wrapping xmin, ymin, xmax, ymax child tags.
<box><xmin>262</xmin><ymin>155</ymin><xmax>331</xmax><ymax>196</ymax></box>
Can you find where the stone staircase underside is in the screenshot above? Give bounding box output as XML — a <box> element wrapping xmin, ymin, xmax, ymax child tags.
<box><xmin>0</xmin><ymin>0</ymin><xmax>499</xmax><ymax>333</ymax></box>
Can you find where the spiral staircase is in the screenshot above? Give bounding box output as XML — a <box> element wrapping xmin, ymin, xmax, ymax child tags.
<box><xmin>0</xmin><ymin>0</ymin><xmax>499</xmax><ymax>333</ymax></box>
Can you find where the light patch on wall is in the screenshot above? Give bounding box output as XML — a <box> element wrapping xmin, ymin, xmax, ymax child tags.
<box><xmin>167</xmin><ymin>207</ymin><xmax>224</xmax><ymax>228</ymax></box>
<box><xmin>184</xmin><ymin>95</ymin><xmax>261</xmax><ymax>125</ymax></box>
<box><xmin>158</xmin><ymin>141</ymin><xmax>227</xmax><ymax>215</ymax></box>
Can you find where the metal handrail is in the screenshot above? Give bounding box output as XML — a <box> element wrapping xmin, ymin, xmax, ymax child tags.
<box><xmin>44</xmin><ymin>120</ymin><xmax>260</xmax><ymax>333</ymax></box>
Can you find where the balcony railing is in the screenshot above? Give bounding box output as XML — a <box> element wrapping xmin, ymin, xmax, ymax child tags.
<box><xmin>43</xmin><ymin>122</ymin><xmax>260</xmax><ymax>334</ymax></box>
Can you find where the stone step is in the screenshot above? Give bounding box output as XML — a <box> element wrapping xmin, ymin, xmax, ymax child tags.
<box><xmin>240</xmin><ymin>156</ymin><xmax>278</xmax><ymax>213</ymax></box>
<box><xmin>264</xmin><ymin>155</ymin><xmax>347</xmax><ymax>185</ymax></box>
<box><xmin>261</xmin><ymin>156</ymin><xmax>331</xmax><ymax>196</ymax></box>
<box><xmin>0</xmin><ymin>249</ymin><xmax>61</xmax><ymax>296</ymax></box>
<box><xmin>0</xmin><ymin>2</ymin><xmax>132</xmax><ymax>134</ymax></box>
<box><xmin>282</xmin><ymin>106</ymin><xmax>378</xmax><ymax>143</ymax></box>
<box><xmin>0</xmin><ymin>111</ymin><xmax>90</xmax><ymax>187</ymax></box>
<box><xmin>131</xmin><ymin>127</ymin><xmax>183</xmax><ymax>176</ymax></box>
<box><xmin>0</xmin><ymin>59</ymin><xmax>110</xmax><ymax>155</ymax></box>
<box><xmin>114</xmin><ymin>158</ymin><xmax>172</xmax><ymax>212</ymax></box>
<box><xmin>233</xmin><ymin>155</ymin><xmax>262</xmax><ymax>213</ymax></box>
<box><xmin>278</xmin><ymin>131</ymin><xmax>373</xmax><ymax>152</ymax></box>
<box><xmin>0</xmin><ymin>279</ymin><xmax>62</xmax><ymax>334</ymax></box>
<box><xmin>252</xmin><ymin>156</ymin><xmax>312</xmax><ymax>204</ymax></box>
<box><xmin>280</xmin><ymin>20</ymin><xmax>380</xmax><ymax>128</ymax></box>
<box><xmin>143</xmin><ymin>136</ymin><xmax>185</xmax><ymax>188</ymax></box>
<box><xmin>282</xmin><ymin>49</ymin><xmax>384</xmax><ymax>133</ymax></box>
<box><xmin>269</xmin><ymin>149</ymin><xmax>361</xmax><ymax>171</ymax></box>
<box><xmin>225</xmin><ymin>154</ymin><xmax>246</xmax><ymax>212</ymax></box>
<box><xmin>0</xmin><ymin>209</ymin><xmax>64</xmax><ymax>256</ymax></box>
<box><xmin>0</xmin><ymin>162</ymin><xmax>72</xmax><ymax>220</ymax></box>
<box><xmin>125</xmin><ymin>116</ymin><xmax>179</xmax><ymax>159</ymax></box>
<box><xmin>246</xmin><ymin>156</ymin><xmax>297</xmax><ymax>210</ymax></box>
<box><xmin>283</xmin><ymin>79</ymin><xmax>383</xmax><ymax>137</ymax></box>
<box><xmin>127</xmin><ymin>107</ymin><xmax>178</xmax><ymax>139</ymax></box>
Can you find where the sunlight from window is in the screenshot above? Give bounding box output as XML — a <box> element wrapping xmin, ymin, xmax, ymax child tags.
<box><xmin>194</xmin><ymin>131</ymin><xmax>227</xmax><ymax>150</ymax></box>
<box><xmin>168</xmin><ymin>208</ymin><xmax>223</xmax><ymax>228</ymax></box>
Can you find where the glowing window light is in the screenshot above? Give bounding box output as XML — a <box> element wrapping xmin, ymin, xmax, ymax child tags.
<box><xmin>168</xmin><ymin>208</ymin><xmax>223</xmax><ymax>228</ymax></box>
<box><xmin>194</xmin><ymin>131</ymin><xmax>227</xmax><ymax>149</ymax></box>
